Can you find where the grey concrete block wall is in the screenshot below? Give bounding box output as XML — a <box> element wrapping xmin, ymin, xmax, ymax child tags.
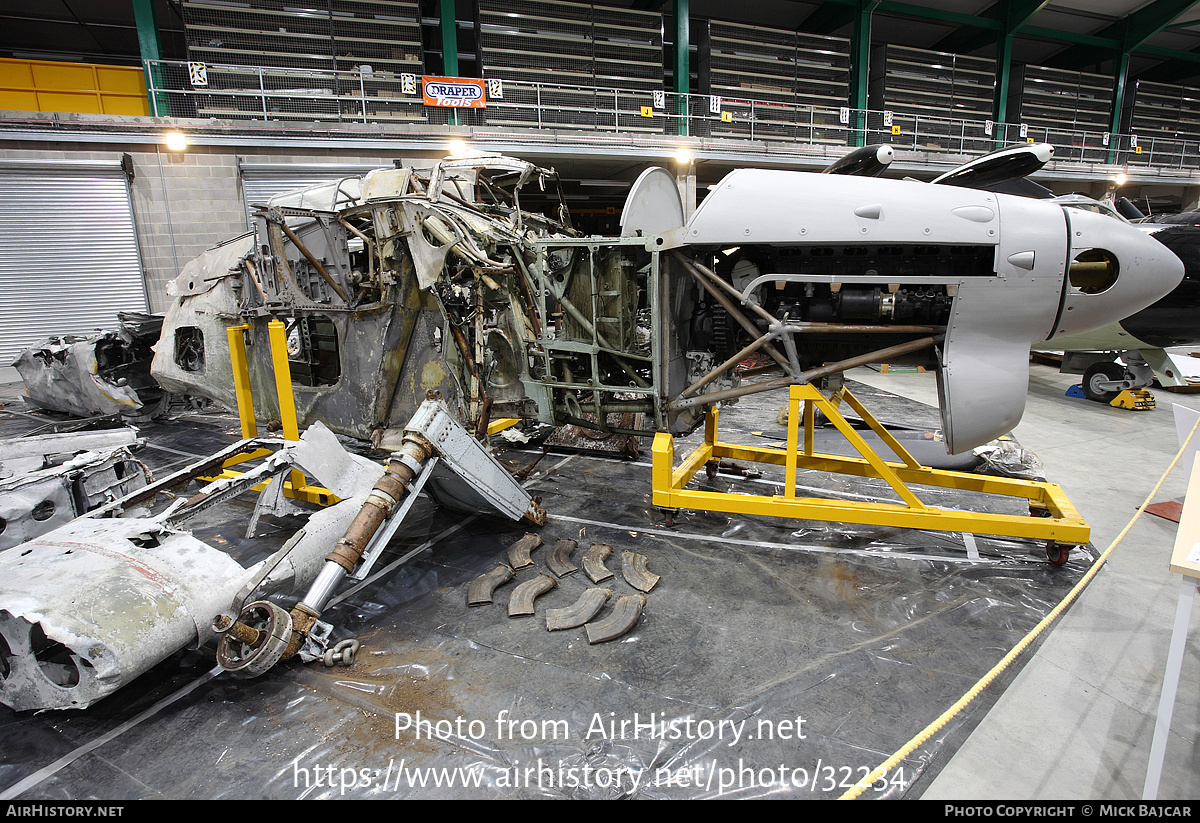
<box><xmin>128</xmin><ymin>149</ymin><xmax>246</xmax><ymax>312</ymax></box>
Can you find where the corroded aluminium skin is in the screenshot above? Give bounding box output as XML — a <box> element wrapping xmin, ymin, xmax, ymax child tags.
<box><xmin>0</xmin><ymin>428</ymin><xmax>150</xmax><ymax>552</ymax></box>
<box><xmin>0</xmin><ymin>424</ymin><xmax>383</xmax><ymax>711</ymax></box>
<box><xmin>14</xmin><ymin>313</ymin><xmax>166</xmax><ymax>419</ymax></box>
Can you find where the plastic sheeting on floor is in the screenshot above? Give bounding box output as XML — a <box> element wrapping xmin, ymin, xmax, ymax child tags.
<box><xmin>0</xmin><ymin>379</ymin><xmax>1096</xmax><ymax>799</ymax></box>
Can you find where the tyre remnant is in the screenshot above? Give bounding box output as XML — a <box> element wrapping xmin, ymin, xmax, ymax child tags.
<box><xmin>582</xmin><ymin>543</ymin><xmax>615</xmax><ymax>583</ymax></box>
<box><xmin>546</xmin><ymin>538</ymin><xmax>579</xmax><ymax>578</ymax></box>
<box><xmin>507</xmin><ymin>533</ymin><xmax>543</xmax><ymax>570</ymax></box>
<box><xmin>546</xmin><ymin>588</ymin><xmax>611</xmax><ymax>631</ymax></box>
<box><xmin>621</xmin><ymin>551</ymin><xmax>660</xmax><ymax>592</ymax></box>
<box><xmin>467</xmin><ymin>564</ymin><xmax>515</xmax><ymax>606</ymax></box>
<box><xmin>508</xmin><ymin>573</ymin><xmax>558</xmax><ymax>617</ymax></box>
<box><xmin>585</xmin><ymin>594</ymin><xmax>648</xmax><ymax>644</ymax></box>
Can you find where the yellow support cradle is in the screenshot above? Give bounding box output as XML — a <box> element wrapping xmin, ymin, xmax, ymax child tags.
<box><xmin>652</xmin><ymin>383</ymin><xmax>1089</xmax><ymax>552</ymax></box>
<box><xmin>204</xmin><ymin>321</ymin><xmax>336</xmax><ymax>506</ymax></box>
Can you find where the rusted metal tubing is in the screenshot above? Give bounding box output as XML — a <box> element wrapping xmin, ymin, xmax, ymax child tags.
<box><xmin>546</xmin><ymin>538</ymin><xmax>579</xmax><ymax>577</ymax></box>
<box><xmin>582</xmin><ymin>543</ymin><xmax>614</xmax><ymax>583</ymax></box>
<box><xmin>467</xmin><ymin>564</ymin><xmax>515</xmax><ymax>606</ymax></box>
<box><xmin>621</xmin><ymin>551</ymin><xmax>660</xmax><ymax>593</ymax></box>
<box><xmin>279</xmin><ymin>220</ymin><xmax>352</xmax><ymax>304</ymax></box>
<box><xmin>507</xmin><ymin>533</ymin><xmax>544</xmax><ymax>570</ymax></box>
<box><xmin>546</xmin><ymin>588</ymin><xmax>611</xmax><ymax>631</ymax></box>
<box><xmin>585</xmin><ymin>594</ymin><xmax>647</xmax><ymax>644</ymax></box>
<box><xmin>668</xmin><ymin>336</ymin><xmax>936</xmax><ymax>411</ymax></box>
<box><xmin>508</xmin><ymin>573</ymin><xmax>558</xmax><ymax>617</ymax></box>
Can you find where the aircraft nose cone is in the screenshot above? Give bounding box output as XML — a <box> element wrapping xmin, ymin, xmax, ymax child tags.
<box><xmin>1047</xmin><ymin>208</ymin><xmax>1185</xmax><ymax>340</ymax></box>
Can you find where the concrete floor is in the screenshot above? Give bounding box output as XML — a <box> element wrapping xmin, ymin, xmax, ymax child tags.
<box><xmin>849</xmin><ymin>362</ymin><xmax>1200</xmax><ymax>801</ymax></box>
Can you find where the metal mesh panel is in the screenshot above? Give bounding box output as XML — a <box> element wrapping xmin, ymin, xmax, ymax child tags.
<box><xmin>591</xmin><ymin>4</ymin><xmax>662</xmax><ymax>91</ymax></box>
<box><xmin>181</xmin><ymin>0</ymin><xmax>339</xmax><ymax>72</ymax></box>
<box><xmin>1016</xmin><ymin>65</ymin><xmax>1113</xmax><ymax>132</ymax></box>
<box><xmin>329</xmin><ymin>0</ymin><xmax>422</xmax><ymax>74</ymax></box>
<box><xmin>1130</xmin><ymin>80</ymin><xmax>1200</xmax><ymax>144</ymax></box>
<box><xmin>479</xmin><ymin>0</ymin><xmax>662</xmax><ymax>93</ymax></box>
<box><xmin>181</xmin><ymin>0</ymin><xmax>423</xmax><ymax>122</ymax></box>
<box><xmin>880</xmin><ymin>45</ymin><xmax>995</xmax><ymax>123</ymax></box>
<box><xmin>709</xmin><ymin>21</ymin><xmax>850</xmax><ymax>112</ymax></box>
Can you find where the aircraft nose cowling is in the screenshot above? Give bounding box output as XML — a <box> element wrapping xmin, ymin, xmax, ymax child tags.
<box><xmin>1046</xmin><ymin>208</ymin><xmax>1185</xmax><ymax>340</ymax></box>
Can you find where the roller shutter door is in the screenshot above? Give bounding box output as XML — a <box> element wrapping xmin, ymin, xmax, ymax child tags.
<box><xmin>0</xmin><ymin>161</ymin><xmax>148</xmax><ymax>366</ymax></box>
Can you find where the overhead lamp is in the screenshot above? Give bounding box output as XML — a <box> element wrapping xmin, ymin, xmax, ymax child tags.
<box><xmin>675</xmin><ymin>146</ymin><xmax>693</xmax><ymax>165</ymax></box>
<box><xmin>164</xmin><ymin>131</ymin><xmax>187</xmax><ymax>151</ymax></box>
<box><xmin>1114</xmin><ymin>172</ymin><xmax>1127</xmax><ymax>187</ymax></box>
<box><xmin>448</xmin><ymin>139</ymin><xmax>468</xmax><ymax>157</ymax></box>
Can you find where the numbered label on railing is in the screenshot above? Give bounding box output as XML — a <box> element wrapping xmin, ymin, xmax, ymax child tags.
<box><xmin>487</xmin><ymin>79</ymin><xmax>504</xmax><ymax>99</ymax></box>
<box><xmin>653</xmin><ymin>90</ymin><xmax>665</xmax><ymax>110</ymax></box>
<box><xmin>188</xmin><ymin>62</ymin><xmax>208</xmax><ymax>87</ymax></box>
<box><xmin>709</xmin><ymin>96</ymin><xmax>721</xmax><ymax>114</ymax></box>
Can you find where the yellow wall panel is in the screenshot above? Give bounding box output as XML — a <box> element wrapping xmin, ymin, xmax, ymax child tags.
<box><xmin>38</xmin><ymin>91</ymin><xmax>103</xmax><ymax>114</ymax></box>
<box><xmin>0</xmin><ymin>90</ymin><xmax>38</xmax><ymax>110</ymax></box>
<box><xmin>102</xmin><ymin>96</ymin><xmax>150</xmax><ymax>116</ymax></box>
<box><xmin>0</xmin><ymin>58</ymin><xmax>148</xmax><ymax>115</ymax></box>
<box><xmin>33</xmin><ymin>63</ymin><xmax>98</xmax><ymax>91</ymax></box>
<box><xmin>0</xmin><ymin>62</ymin><xmax>33</xmax><ymax>87</ymax></box>
<box><xmin>97</xmin><ymin>68</ymin><xmax>143</xmax><ymax>94</ymax></box>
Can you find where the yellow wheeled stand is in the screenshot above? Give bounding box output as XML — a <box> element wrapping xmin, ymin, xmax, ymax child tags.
<box><xmin>199</xmin><ymin>321</ymin><xmax>336</xmax><ymax>506</ymax></box>
<box><xmin>651</xmin><ymin>383</ymin><xmax>1090</xmax><ymax>564</ymax></box>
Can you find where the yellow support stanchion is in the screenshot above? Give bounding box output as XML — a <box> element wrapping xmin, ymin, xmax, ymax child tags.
<box><xmin>210</xmin><ymin>322</ymin><xmax>336</xmax><ymax>506</ymax></box>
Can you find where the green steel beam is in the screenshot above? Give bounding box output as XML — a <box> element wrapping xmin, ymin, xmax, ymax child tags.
<box><xmin>675</xmin><ymin>0</ymin><xmax>689</xmax><ymax>137</ymax></box>
<box><xmin>439</xmin><ymin>0</ymin><xmax>458</xmax><ymax>126</ymax></box>
<box><xmin>439</xmin><ymin>0</ymin><xmax>458</xmax><ymax>76</ymax></box>
<box><xmin>1139</xmin><ymin>43</ymin><xmax>1200</xmax><ymax>63</ymax></box>
<box><xmin>993</xmin><ymin>28</ymin><xmax>1014</xmax><ymax>125</ymax></box>
<box><xmin>804</xmin><ymin>0</ymin><xmax>1200</xmax><ymax>60</ymax></box>
<box><xmin>1110</xmin><ymin>50</ymin><xmax>1131</xmax><ymax>137</ymax></box>
<box><xmin>132</xmin><ymin>0</ymin><xmax>168</xmax><ymax>115</ymax></box>
<box><xmin>933</xmin><ymin>0</ymin><xmax>1051</xmax><ymax>56</ymax></box>
<box><xmin>850</xmin><ymin>1</ymin><xmax>877</xmax><ymax>147</ymax></box>
<box><xmin>1047</xmin><ymin>0</ymin><xmax>1199</xmax><ymax>70</ymax></box>
<box><xmin>1132</xmin><ymin>42</ymin><xmax>1200</xmax><ymax>87</ymax></box>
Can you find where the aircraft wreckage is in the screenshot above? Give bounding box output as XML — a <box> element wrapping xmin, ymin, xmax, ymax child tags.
<box><xmin>0</xmin><ymin>149</ymin><xmax>1185</xmax><ymax>711</ymax></box>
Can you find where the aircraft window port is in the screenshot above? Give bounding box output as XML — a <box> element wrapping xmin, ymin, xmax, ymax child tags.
<box><xmin>174</xmin><ymin>326</ymin><xmax>205</xmax><ymax>372</ymax></box>
<box><xmin>1068</xmin><ymin>249</ymin><xmax>1119</xmax><ymax>294</ymax></box>
<box><xmin>286</xmin><ymin>315</ymin><xmax>340</xmax><ymax>387</ymax></box>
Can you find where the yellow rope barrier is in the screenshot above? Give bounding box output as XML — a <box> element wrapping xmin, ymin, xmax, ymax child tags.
<box><xmin>839</xmin><ymin>414</ymin><xmax>1200</xmax><ymax>800</ymax></box>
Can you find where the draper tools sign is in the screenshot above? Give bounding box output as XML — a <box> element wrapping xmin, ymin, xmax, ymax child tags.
<box><xmin>422</xmin><ymin>76</ymin><xmax>487</xmax><ymax>108</ymax></box>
